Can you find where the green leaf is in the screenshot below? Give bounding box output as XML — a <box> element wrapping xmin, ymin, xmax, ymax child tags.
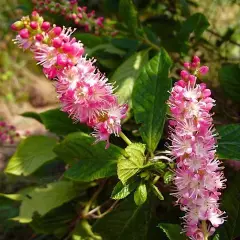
<box><xmin>30</xmin><ymin>203</ymin><xmax>76</xmax><ymax>238</ymax></box>
<box><xmin>111</xmin><ymin>180</ymin><xmax>138</xmax><ymax>200</ymax></box>
<box><xmin>134</xmin><ymin>182</ymin><xmax>147</xmax><ymax>206</ymax></box>
<box><xmin>117</xmin><ymin>143</ymin><xmax>146</xmax><ymax>184</ymax></box>
<box><xmin>14</xmin><ymin>181</ymin><xmax>86</xmax><ymax>223</ymax></box>
<box><xmin>132</xmin><ymin>49</ymin><xmax>172</xmax><ymax>154</ymax></box>
<box><xmin>217</xmin><ymin>124</ymin><xmax>240</xmax><ymax>160</ymax></box>
<box><xmin>87</xmin><ymin>44</ymin><xmax>126</xmax><ymax>57</ymax></box>
<box><xmin>163</xmin><ymin>171</ymin><xmax>174</xmax><ymax>184</ymax></box>
<box><xmin>75</xmin><ymin>33</ymin><xmax>103</xmax><ymax>48</ymax></box>
<box><xmin>54</xmin><ymin>132</ymin><xmax>124</xmax><ymax>181</ymax></box>
<box><xmin>213</xmin><ymin>234</ymin><xmax>220</xmax><ymax>240</ymax></box>
<box><xmin>110</xmin><ymin>50</ymin><xmax>149</xmax><ymax>106</ymax></box>
<box><xmin>219</xmin><ymin>64</ymin><xmax>240</xmax><ymax>102</ymax></box>
<box><xmin>0</xmin><ymin>187</ymin><xmax>35</xmax><ymax>201</ymax></box>
<box><xmin>40</xmin><ymin>108</ymin><xmax>89</xmax><ymax>136</ymax></box>
<box><xmin>158</xmin><ymin>223</ymin><xmax>186</xmax><ymax>240</ymax></box>
<box><xmin>72</xmin><ymin>220</ymin><xmax>102</xmax><ymax>240</ymax></box>
<box><xmin>5</xmin><ymin>136</ymin><xmax>57</xmax><ymax>176</ymax></box>
<box><xmin>21</xmin><ymin>111</ymin><xmax>42</xmax><ymax>123</ymax></box>
<box><xmin>151</xmin><ymin>184</ymin><xmax>164</xmax><ymax>200</ymax></box>
<box><xmin>178</xmin><ymin>13</ymin><xmax>210</xmax><ymax>41</ymax></box>
<box><xmin>119</xmin><ymin>0</ymin><xmax>139</xmax><ymax>36</ymax></box>
<box><xmin>93</xmin><ymin>196</ymin><xmax>152</xmax><ymax>240</ymax></box>
<box><xmin>217</xmin><ymin>171</ymin><xmax>240</xmax><ymax>239</ymax></box>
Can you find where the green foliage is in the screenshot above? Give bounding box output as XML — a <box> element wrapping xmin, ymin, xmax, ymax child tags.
<box><xmin>14</xmin><ymin>181</ymin><xmax>87</xmax><ymax>223</ymax></box>
<box><xmin>5</xmin><ymin>136</ymin><xmax>57</xmax><ymax>176</ymax></box>
<box><xmin>119</xmin><ymin>0</ymin><xmax>139</xmax><ymax>36</ymax></box>
<box><xmin>151</xmin><ymin>184</ymin><xmax>164</xmax><ymax>201</ymax></box>
<box><xmin>54</xmin><ymin>132</ymin><xmax>124</xmax><ymax>181</ymax></box>
<box><xmin>93</xmin><ymin>196</ymin><xmax>152</xmax><ymax>240</ymax></box>
<box><xmin>219</xmin><ymin>64</ymin><xmax>240</xmax><ymax>102</ymax></box>
<box><xmin>217</xmin><ymin>171</ymin><xmax>240</xmax><ymax>239</ymax></box>
<box><xmin>111</xmin><ymin>180</ymin><xmax>138</xmax><ymax>200</ymax></box>
<box><xmin>134</xmin><ymin>181</ymin><xmax>148</xmax><ymax>205</ymax></box>
<box><xmin>217</xmin><ymin>124</ymin><xmax>240</xmax><ymax>160</ymax></box>
<box><xmin>117</xmin><ymin>143</ymin><xmax>146</xmax><ymax>184</ymax></box>
<box><xmin>132</xmin><ymin>49</ymin><xmax>172</xmax><ymax>154</ymax></box>
<box><xmin>158</xmin><ymin>223</ymin><xmax>186</xmax><ymax>240</ymax></box>
<box><xmin>110</xmin><ymin>49</ymin><xmax>149</xmax><ymax>106</ymax></box>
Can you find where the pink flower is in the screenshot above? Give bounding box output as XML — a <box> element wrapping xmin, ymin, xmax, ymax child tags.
<box><xmin>168</xmin><ymin>56</ymin><xmax>226</xmax><ymax>239</ymax></box>
<box><xmin>11</xmin><ymin>12</ymin><xmax>127</xmax><ymax>148</ymax></box>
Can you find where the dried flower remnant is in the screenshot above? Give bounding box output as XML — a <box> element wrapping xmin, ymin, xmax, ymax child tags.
<box><xmin>167</xmin><ymin>56</ymin><xmax>226</xmax><ymax>240</ymax></box>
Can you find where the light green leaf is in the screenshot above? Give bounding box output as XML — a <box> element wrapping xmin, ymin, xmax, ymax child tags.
<box><xmin>119</xmin><ymin>0</ymin><xmax>139</xmax><ymax>36</ymax></box>
<box><xmin>111</xmin><ymin>180</ymin><xmax>138</xmax><ymax>200</ymax></box>
<box><xmin>40</xmin><ymin>108</ymin><xmax>89</xmax><ymax>136</ymax></box>
<box><xmin>54</xmin><ymin>132</ymin><xmax>124</xmax><ymax>181</ymax></box>
<box><xmin>0</xmin><ymin>187</ymin><xmax>35</xmax><ymax>201</ymax></box>
<box><xmin>158</xmin><ymin>223</ymin><xmax>186</xmax><ymax>240</ymax></box>
<box><xmin>5</xmin><ymin>136</ymin><xmax>57</xmax><ymax>176</ymax></box>
<box><xmin>110</xmin><ymin>50</ymin><xmax>149</xmax><ymax>106</ymax></box>
<box><xmin>14</xmin><ymin>181</ymin><xmax>86</xmax><ymax>223</ymax></box>
<box><xmin>217</xmin><ymin>124</ymin><xmax>240</xmax><ymax>160</ymax></box>
<box><xmin>134</xmin><ymin>182</ymin><xmax>147</xmax><ymax>206</ymax></box>
<box><xmin>163</xmin><ymin>171</ymin><xmax>174</xmax><ymax>184</ymax></box>
<box><xmin>93</xmin><ymin>196</ymin><xmax>152</xmax><ymax>240</ymax></box>
<box><xmin>219</xmin><ymin>64</ymin><xmax>240</xmax><ymax>102</ymax></box>
<box><xmin>117</xmin><ymin>143</ymin><xmax>146</xmax><ymax>184</ymax></box>
<box><xmin>132</xmin><ymin>49</ymin><xmax>172</xmax><ymax>154</ymax></box>
<box><xmin>72</xmin><ymin>220</ymin><xmax>102</xmax><ymax>240</ymax></box>
<box><xmin>151</xmin><ymin>184</ymin><xmax>164</xmax><ymax>200</ymax></box>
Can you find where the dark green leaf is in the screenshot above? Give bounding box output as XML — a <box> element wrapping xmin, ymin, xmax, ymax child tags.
<box><xmin>93</xmin><ymin>196</ymin><xmax>152</xmax><ymax>240</ymax></box>
<box><xmin>134</xmin><ymin>182</ymin><xmax>147</xmax><ymax>205</ymax></box>
<box><xmin>75</xmin><ymin>33</ymin><xmax>103</xmax><ymax>48</ymax></box>
<box><xmin>151</xmin><ymin>184</ymin><xmax>164</xmax><ymax>200</ymax></box>
<box><xmin>54</xmin><ymin>132</ymin><xmax>124</xmax><ymax>181</ymax></box>
<box><xmin>217</xmin><ymin>171</ymin><xmax>240</xmax><ymax>239</ymax></box>
<box><xmin>5</xmin><ymin>136</ymin><xmax>57</xmax><ymax>176</ymax></box>
<box><xmin>158</xmin><ymin>223</ymin><xmax>186</xmax><ymax>240</ymax></box>
<box><xmin>219</xmin><ymin>64</ymin><xmax>240</xmax><ymax>102</ymax></box>
<box><xmin>178</xmin><ymin>13</ymin><xmax>210</xmax><ymax>41</ymax></box>
<box><xmin>111</xmin><ymin>180</ymin><xmax>138</xmax><ymax>200</ymax></box>
<box><xmin>21</xmin><ymin>111</ymin><xmax>42</xmax><ymax>123</ymax></box>
<box><xmin>110</xmin><ymin>50</ymin><xmax>149</xmax><ymax>105</ymax></box>
<box><xmin>40</xmin><ymin>108</ymin><xmax>89</xmax><ymax>136</ymax></box>
<box><xmin>132</xmin><ymin>49</ymin><xmax>172</xmax><ymax>154</ymax></box>
<box><xmin>119</xmin><ymin>0</ymin><xmax>139</xmax><ymax>36</ymax></box>
<box><xmin>117</xmin><ymin>143</ymin><xmax>146</xmax><ymax>184</ymax></box>
<box><xmin>14</xmin><ymin>181</ymin><xmax>87</xmax><ymax>223</ymax></box>
<box><xmin>217</xmin><ymin>124</ymin><xmax>240</xmax><ymax>160</ymax></box>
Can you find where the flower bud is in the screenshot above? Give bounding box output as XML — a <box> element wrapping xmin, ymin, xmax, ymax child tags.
<box><xmin>35</xmin><ymin>33</ymin><xmax>43</xmax><ymax>41</ymax></box>
<box><xmin>41</xmin><ymin>21</ymin><xmax>50</xmax><ymax>31</ymax></box>
<box><xmin>53</xmin><ymin>26</ymin><xmax>62</xmax><ymax>36</ymax></box>
<box><xmin>11</xmin><ymin>21</ymin><xmax>24</xmax><ymax>31</ymax></box>
<box><xmin>199</xmin><ymin>66</ymin><xmax>209</xmax><ymax>76</ymax></box>
<box><xmin>30</xmin><ymin>21</ymin><xmax>38</xmax><ymax>29</ymax></box>
<box><xmin>52</xmin><ymin>37</ymin><xmax>62</xmax><ymax>48</ymax></box>
<box><xmin>19</xmin><ymin>28</ymin><xmax>30</xmax><ymax>39</ymax></box>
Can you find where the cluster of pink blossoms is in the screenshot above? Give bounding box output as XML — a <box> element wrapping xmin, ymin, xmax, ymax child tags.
<box><xmin>11</xmin><ymin>11</ymin><xmax>127</xmax><ymax>148</ymax></box>
<box><xmin>168</xmin><ymin>56</ymin><xmax>226</xmax><ymax>239</ymax></box>
<box><xmin>0</xmin><ymin>121</ymin><xmax>20</xmax><ymax>145</ymax></box>
<box><xmin>31</xmin><ymin>0</ymin><xmax>109</xmax><ymax>35</ymax></box>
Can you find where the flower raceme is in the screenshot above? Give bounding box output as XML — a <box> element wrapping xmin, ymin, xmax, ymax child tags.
<box><xmin>168</xmin><ymin>56</ymin><xmax>226</xmax><ymax>239</ymax></box>
<box><xmin>11</xmin><ymin>12</ymin><xmax>127</xmax><ymax>148</ymax></box>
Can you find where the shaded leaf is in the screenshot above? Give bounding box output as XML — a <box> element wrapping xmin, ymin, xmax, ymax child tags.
<box><xmin>219</xmin><ymin>64</ymin><xmax>240</xmax><ymax>102</ymax></box>
<box><xmin>5</xmin><ymin>136</ymin><xmax>57</xmax><ymax>176</ymax></box>
<box><xmin>93</xmin><ymin>196</ymin><xmax>152</xmax><ymax>240</ymax></box>
<box><xmin>132</xmin><ymin>49</ymin><xmax>172</xmax><ymax>153</ymax></box>
<box><xmin>217</xmin><ymin>124</ymin><xmax>240</xmax><ymax>160</ymax></box>
<box><xmin>151</xmin><ymin>184</ymin><xmax>164</xmax><ymax>201</ymax></box>
<box><xmin>21</xmin><ymin>111</ymin><xmax>42</xmax><ymax>123</ymax></box>
<box><xmin>54</xmin><ymin>132</ymin><xmax>124</xmax><ymax>181</ymax></box>
<box><xmin>119</xmin><ymin>0</ymin><xmax>139</xmax><ymax>36</ymax></box>
<box><xmin>110</xmin><ymin>50</ymin><xmax>149</xmax><ymax>106</ymax></box>
<box><xmin>158</xmin><ymin>223</ymin><xmax>186</xmax><ymax>240</ymax></box>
